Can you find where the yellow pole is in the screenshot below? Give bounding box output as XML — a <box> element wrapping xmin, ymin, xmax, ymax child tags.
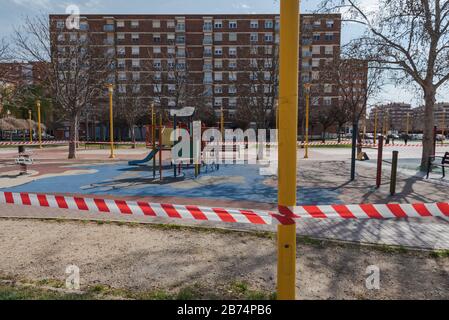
<box><xmin>151</xmin><ymin>104</ymin><xmax>155</xmax><ymax>147</ymax></box>
<box><xmin>442</xmin><ymin>111</ymin><xmax>445</xmax><ymax>137</ymax></box>
<box><xmin>36</xmin><ymin>100</ymin><xmax>42</xmax><ymax>149</ymax></box>
<box><xmin>304</xmin><ymin>84</ymin><xmax>310</xmax><ymax>159</ymax></box>
<box><xmin>373</xmin><ymin>110</ymin><xmax>377</xmax><ymax>145</ymax></box>
<box><xmin>277</xmin><ymin>0</ymin><xmax>299</xmax><ymax>300</ymax></box>
<box><xmin>28</xmin><ymin>110</ymin><xmax>33</xmax><ymax>143</ymax></box>
<box><xmin>108</xmin><ymin>84</ymin><xmax>115</xmax><ymax>159</ymax></box>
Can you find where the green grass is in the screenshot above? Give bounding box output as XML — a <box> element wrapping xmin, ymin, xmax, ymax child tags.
<box><xmin>0</xmin><ymin>283</ymin><xmax>93</xmax><ymax>300</ymax></box>
<box><xmin>430</xmin><ymin>249</ymin><xmax>449</xmax><ymax>259</ymax></box>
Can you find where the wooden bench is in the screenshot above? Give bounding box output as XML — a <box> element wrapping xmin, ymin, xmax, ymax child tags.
<box><xmin>426</xmin><ymin>152</ymin><xmax>449</xmax><ymax>178</ymax></box>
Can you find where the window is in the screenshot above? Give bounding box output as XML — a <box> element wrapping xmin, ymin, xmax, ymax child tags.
<box><xmin>214</xmin><ymin>86</ymin><xmax>223</xmax><ymax>94</ymax></box>
<box><xmin>132</xmin><ymin>84</ymin><xmax>140</xmax><ymax>93</ymax></box>
<box><xmin>214</xmin><ymin>59</ymin><xmax>223</xmax><ymax>68</ymax></box>
<box><xmin>167</xmin><ymin>33</ymin><xmax>175</xmax><ymax>41</ymax></box>
<box><xmin>152</xmin><ymin>20</ymin><xmax>160</xmax><ymax>28</ymax></box>
<box><xmin>250</xmin><ymin>72</ymin><xmax>258</xmax><ymax>81</ymax></box>
<box><xmin>118</xmin><ymin>85</ymin><xmax>126</xmax><ymax>93</ymax></box>
<box><xmin>229</xmin><ymin>97</ymin><xmax>237</xmax><ymax>107</ymax></box>
<box><xmin>118</xmin><ymin>47</ymin><xmax>125</xmax><ymax>56</ymax></box>
<box><xmin>204</xmin><ymin>47</ymin><xmax>212</xmax><ymax>57</ymax></box>
<box><xmin>117</xmin><ymin>33</ymin><xmax>125</xmax><ymax>41</ymax></box>
<box><xmin>204</xmin><ymin>34</ymin><xmax>213</xmax><ymax>44</ymax></box>
<box><xmin>264</xmin><ymin>20</ymin><xmax>273</xmax><ymax>29</ymax></box>
<box><xmin>214</xmin><ymin>20</ymin><xmax>223</xmax><ymax>29</ymax></box>
<box><xmin>177</xmin><ymin>47</ymin><xmax>185</xmax><ymax>57</ymax></box>
<box><xmin>132</xmin><ymin>59</ymin><xmax>140</xmax><ymax>68</ymax></box>
<box><xmin>312</xmin><ymin>46</ymin><xmax>321</xmax><ymax>54</ymax></box>
<box><xmin>118</xmin><ymin>72</ymin><xmax>127</xmax><ymax>81</ymax></box>
<box><xmin>229</xmin><ymin>21</ymin><xmax>237</xmax><ymax>29</ymax></box>
<box><xmin>204</xmin><ymin>72</ymin><xmax>213</xmax><ymax>84</ymax></box>
<box><xmin>313</xmin><ymin>34</ymin><xmax>320</xmax><ymax>41</ymax></box>
<box><xmin>176</xmin><ymin>22</ymin><xmax>185</xmax><ymax>31</ymax></box>
<box><xmin>56</xmin><ymin>20</ymin><xmax>65</xmax><ymax>29</ymax></box>
<box><xmin>214</xmin><ymin>33</ymin><xmax>222</xmax><ymax>42</ymax></box>
<box><xmin>214</xmin><ymin>98</ymin><xmax>223</xmax><ymax>106</ymax></box>
<box><xmin>324</xmin><ymin>97</ymin><xmax>332</xmax><ymax>106</ymax></box>
<box><xmin>131</xmin><ymin>21</ymin><xmax>139</xmax><ymax>28</ymax></box>
<box><xmin>69</xmin><ymin>33</ymin><xmax>77</xmax><ymax>42</ymax></box>
<box><xmin>229</xmin><ymin>47</ymin><xmax>237</xmax><ymax>57</ymax></box>
<box><xmin>325</xmin><ymin>46</ymin><xmax>333</xmax><ymax>55</ymax></box>
<box><xmin>57</xmin><ymin>34</ymin><xmax>65</xmax><ymax>42</ymax></box>
<box><xmin>313</xmin><ymin>19</ymin><xmax>321</xmax><ymax>27</ymax></box>
<box><xmin>228</xmin><ymin>33</ymin><xmax>237</xmax><ymax>41</ymax></box>
<box><xmin>131</xmin><ymin>47</ymin><xmax>140</xmax><ymax>56</ymax></box>
<box><xmin>326</xmin><ymin>20</ymin><xmax>334</xmax><ymax>28</ymax></box>
<box><xmin>153</xmin><ymin>46</ymin><xmax>161</xmax><ymax>54</ymax></box>
<box><xmin>117</xmin><ymin>20</ymin><xmax>125</xmax><ymax>28</ymax></box>
<box><xmin>312</xmin><ymin>59</ymin><xmax>320</xmax><ymax>67</ymax></box>
<box><xmin>177</xmin><ymin>60</ymin><xmax>186</xmax><ymax>70</ymax></box>
<box><xmin>168</xmin><ymin>59</ymin><xmax>175</xmax><ymax>68</ymax></box>
<box><xmin>229</xmin><ymin>85</ymin><xmax>237</xmax><ymax>94</ymax></box>
<box><xmin>153</xmin><ymin>60</ymin><xmax>162</xmax><ymax>69</ymax></box>
<box><xmin>229</xmin><ymin>60</ymin><xmax>237</xmax><ymax>69</ymax></box>
<box><xmin>203</xmin><ymin>21</ymin><xmax>213</xmax><ymax>31</ymax></box>
<box><xmin>153</xmin><ymin>34</ymin><xmax>161</xmax><ymax>43</ymax></box>
<box><xmin>250</xmin><ymin>20</ymin><xmax>259</xmax><ymax>29</ymax></box>
<box><xmin>168</xmin><ymin>71</ymin><xmax>175</xmax><ymax>80</ymax></box>
<box><xmin>264</xmin><ymin>33</ymin><xmax>273</xmax><ymax>42</ymax></box>
<box><xmin>204</xmin><ymin>61</ymin><xmax>212</xmax><ymax>70</ymax></box>
<box><xmin>264</xmin><ymin>72</ymin><xmax>271</xmax><ymax>81</ymax></box>
<box><xmin>214</xmin><ymin>72</ymin><xmax>223</xmax><ymax>81</ymax></box>
<box><xmin>132</xmin><ymin>72</ymin><xmax>140</xmax><ymax>81</ymax></box>
<box><xmin>264</xmin><ymin>85</ymin><xmax>271</xmax><ymax>93</ymax></box>
<box><xmin>132</xmin><ymin>33</ymin><xmax>139</xmax><ymax>41</ymax></box>
<box><xmin>324</xmin><ymin>84</ymin><xmax>332</xmax><ymax>93</ymax></box>
<box><xmin>168</xmin><ymin>84</ymin><xmax>176</xmax><ymax>93</ymax></box>
<box><xmin>80</xmin><ymin>22</ymin><xmax>89</xmax><ymax>31</ymax></box>
<box><xmin>176</xmin><ymin>35</ymin><xmax>185</xmax><ymax>44</ymax></box>
<box><xmin>250</xmin><ymin>59</ymin><xmax>258</xmax><ymax>68</ymax></box>
<box><xmin>264</xmin><ymin>59</ymin><xmax>272</xmax><ymax>68</ymax></box>
<box><xmin>325</xmin><ymin>33</ymin><xmax>334</xmax><ymax>41</ymax></box>
<box><xmin>167</xmin><ymin>20</ymin><xmax>175</xmax><ymax>28</ymax></box>
<box><xmin>154</xmin><ymin>84</ymin><xmax>162</xmax><ymax>93</ymax></box>
<box><xmin>265</xmin><ymin>46</ymin><xmax>273</xmax><ymax>55</ymax></box>
<box><xmin>167</xmin><ymin>46</ymin><xmax>175</xmax><ymax>55</ymax></box>
<box><xmin>229</xmin><ymin>72</ymin><xmax>237</xmax><ymax>81</ymax></box>
<box><xmin>117</xmin><ymin>59</ymin><xmax>125</xmax><ymax>69</ymax></box>
<box><xmin>214</xmin><ymin>47</ymin><xmax>223</xmax><ymax>56</ymax></box>
<box><xmin>250</xmin><ymin>33</ymin><xmax>258</xmax><ymax>42</ymax></box>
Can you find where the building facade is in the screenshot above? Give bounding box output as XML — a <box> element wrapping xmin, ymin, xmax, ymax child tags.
<box><xmin>49</xmin><ymin>13</ymin><xmax>341</xmax><ymax>127</ymax></box>
<box><xmin>369</xmin><ymin>103</ymin><xmax>412</xmax><ymax>133</ymax></box>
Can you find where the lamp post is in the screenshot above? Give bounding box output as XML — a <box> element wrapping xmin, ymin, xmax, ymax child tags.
<box><xmin>374</xmin><ymin>109</ymin><xmax>378</xmax><ymax>145</ymax></box>
<box><xmin>107</xmin><ymin>84</ymin><xmax>115</xmax><ymax>159</ymax></box>
<box><xmin>304</xmin><ymin>83</ymin><xmax>311</xmax><ymax>159</ymax></box>
<box><xmin>36</xmin><ymin>100</ymin><xmax>42</xmax><ymax>149</ymax></box>
<box><xmin>406</xmin><ymin>112</ymin><xmax>410</xmax><ymax>136</ymax></box>
<box><xmin>28</xmin><ymin>110</ymin><xmax>33</xmax><ymax>143</ymax></box>
<box><xmin>220</xmin><ymin>106</ymin><xmax>224</xmax><ymax>137</ymax></box>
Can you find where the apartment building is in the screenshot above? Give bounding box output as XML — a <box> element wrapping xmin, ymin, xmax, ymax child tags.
<box><xmin>0</xmin><ymin>61</ymin><xmax>45</xmax><ymax>87</ymax></box>
<box><xmin>369</xmin><ymin>103</ymin><xmax>412</xmax><ymax>133</ymax></box>
<box><xmin>412</xmin><ymin>103</ymin><xmax>449</xmax><ymax>133</ymax></box>
<box><xmin>49</xmin><ymin>13</ymin><xmax>341</xmax><ymax>126</ymax></box>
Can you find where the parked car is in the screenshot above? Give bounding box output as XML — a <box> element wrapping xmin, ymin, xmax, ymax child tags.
<box><xmin>436</xmin><ymin>134</ymin><xmax>446</xmax><ymax>141</ymax></box>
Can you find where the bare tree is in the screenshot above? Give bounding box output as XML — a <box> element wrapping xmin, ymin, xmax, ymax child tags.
<box><xmin>237</xmin><ymin>44</ymin><xmax>279</xmax><ymax>129</ymax></box>
<box><xmin>143</xmin><ymin>49</ymin><xmax>198</xmax><ymax>117</ymax></box>
<box><xmin>14</xmin><ymin>15</ymin><xmax>111</xmax><ymax>158</ymax></box>
<box><xmin>320</xmin><ymin>54</ymin><xmax>382</xmax><ymax>180</ymax></box>
<box><xmin>115</xmin><ymin>78</ymin><xmax>146</xmax><ymax>148</ymax></box>
<box><xmin>312</xmin><ymin>105</ymin><xmax>336</xmax><ymax>143</ymax></box>
<box><xmin>319</xmin><ymin>0</ymin><xmax>449</xmax><ymax>169</ymax></box>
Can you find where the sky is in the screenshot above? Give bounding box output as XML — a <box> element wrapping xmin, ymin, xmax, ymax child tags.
<box><xmin>0</xmin><ymin>0</ymin><xmax>447</xmax><ymax>107</ymax></box>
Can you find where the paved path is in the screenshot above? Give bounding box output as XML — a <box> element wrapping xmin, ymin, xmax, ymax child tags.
<box><xmin>1</xmin><ymin>147</ymin><xmax>448</xmax><ymax>250</ymax></box>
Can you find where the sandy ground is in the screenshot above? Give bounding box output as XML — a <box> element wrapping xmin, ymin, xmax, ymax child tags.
<box><xmin>0</xmin><ymin>218</ymin><xmax>447</xmax><ymax>300</ymax></box>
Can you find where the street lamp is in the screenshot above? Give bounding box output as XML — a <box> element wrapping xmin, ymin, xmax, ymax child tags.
<box><xmin>304</xmin><ymin>83</ymin><xmax>311</xmax><ymax>159</ymax></box>
<box><xmin>28</xmin><ymin>110</ymin><xmax>32</xmax><ymax>143</ymax></box>
<box><xmin>36</xmin><ymin>100</ymin><xmax>42</xmax><ymax>149</ymax></box>
<box><xmin>374</xmin><ymin>109</ymin><xmax>378</xmax><ymax>145</ymax></box>
<box><xmin>107</xmin><ymin>84</ymin><xmax>115</xmax><ymax>159</ymax></box>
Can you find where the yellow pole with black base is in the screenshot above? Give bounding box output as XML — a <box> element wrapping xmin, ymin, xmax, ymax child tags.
<box><xmin>107</xmin><ymin>84</ymin><xmax>115</xmax><ymax>159</ymax></box>
<box><xmin>36</xmin><ymin>100</ymin><xmax>42</xmax><ymax>149</ymax></box>
<box><xmin>277</xmin><ymin>0</ymin><xmax>300</xmax><ymax>300</ymax></box>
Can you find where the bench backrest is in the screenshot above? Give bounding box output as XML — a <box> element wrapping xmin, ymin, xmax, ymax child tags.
<box><xmin>443</xmin><ymin>152</ymin><xmax>449</xmax><ymax>164</ymax></box>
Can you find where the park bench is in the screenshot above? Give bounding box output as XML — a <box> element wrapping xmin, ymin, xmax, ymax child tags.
<box><xmin>426</xmin><ymin>152</ymin><xmax>449</xmax><ymax>179</ymax></box>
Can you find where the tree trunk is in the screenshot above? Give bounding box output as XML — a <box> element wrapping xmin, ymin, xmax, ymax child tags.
<box><xmin>130</xmin><ymin>125</ymin><xmax>136</xmax><ymax>149</ymax></box>
<box><xmin>322</xmin><ymin>128</ymin><xmax>326</xmax><ymax>143</ymax></box>
<box><xmin>68</xmin><ymin>115</ymin><xmax>79</xmax><ymax>159</ymax></box>
<box><xmin>421</xmin><ymin>86</ymin><xmax>436</xmax><ymax>170</ymax></box>
<box><xmin>350</xmin><ymin>122</ymin><xmax>358</xmax><ymax>181</ymax></box>
<box><xmin>337</xmin><ymin>124</ymin><xmax>342</xmax><ymax>143</ymax></box>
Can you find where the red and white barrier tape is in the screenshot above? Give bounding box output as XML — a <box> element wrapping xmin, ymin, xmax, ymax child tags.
<box><xmin>0</xmin><ymin>191</ymin><xmax>273</xmax><ymax>225</ymax></box>
<box><xmin>0</xmin><ymin>140</ymin><xmax>70</xmax><ymax>146</ymax></box>
<box><xmin>1</xmin><ymin>192</ymin><xmax>448</xmax><ymax>225</ymax></box>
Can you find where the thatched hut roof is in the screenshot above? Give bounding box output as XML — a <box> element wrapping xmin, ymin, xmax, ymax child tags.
<box><xmin>0</xmin><ymin>119</ymin><xmax>15</xmax><ymax>131</ymax></box>
<box><xmin>0</xmin><ymin>116</ymin><xmax>46</xmax><ymax>131</ymax></box>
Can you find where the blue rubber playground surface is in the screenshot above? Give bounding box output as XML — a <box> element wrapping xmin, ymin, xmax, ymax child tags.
<box><xmin>1</xmin><ymin>163</ymin><xmax>342</xmax><ymax>205</ymax></box>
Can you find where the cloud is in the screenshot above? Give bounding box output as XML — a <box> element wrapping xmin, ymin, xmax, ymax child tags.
<box><xmin>11</xmin><ymin>0</ymin><xmax>51</xmax><ymax>9</ymax></box>
<box><xmin>232</xmin><ymin>2</ymin><xmax>251</xmax><ymax>9</ymax></box>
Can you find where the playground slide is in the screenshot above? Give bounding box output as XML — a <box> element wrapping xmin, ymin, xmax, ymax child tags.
<box><xmin>128</xmin><ymin>147</ymin><xmax>160</xmax><ymax>166</ymax></box>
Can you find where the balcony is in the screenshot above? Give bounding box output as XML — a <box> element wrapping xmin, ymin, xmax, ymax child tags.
<box><xmin>176</xmin><ymin>25</ymin><xmax>185</xmax><ymax>32</ymax></box>
<box><xmin>203</xmin><ymin>51</ymin><xmax>212</xmax><ymax>57</ymax></box>
<box><xmin>203</xmin><ymin>38</ymin><xmax>213</xmax><ymax>45</ymax></box>
<box><xmin>302</xmin><ymin>39</ymin><xmax>313</xmax><ymax>45</ymax></box>
<box><xmin>203</xmin><ymin>26</ymin><xmax>213</xmax><ymax>32</ymax></box>
<box><xmin>176</xmin><ymin>38</ymin><xmax>186</xmax><ymax>44</ymax></box>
